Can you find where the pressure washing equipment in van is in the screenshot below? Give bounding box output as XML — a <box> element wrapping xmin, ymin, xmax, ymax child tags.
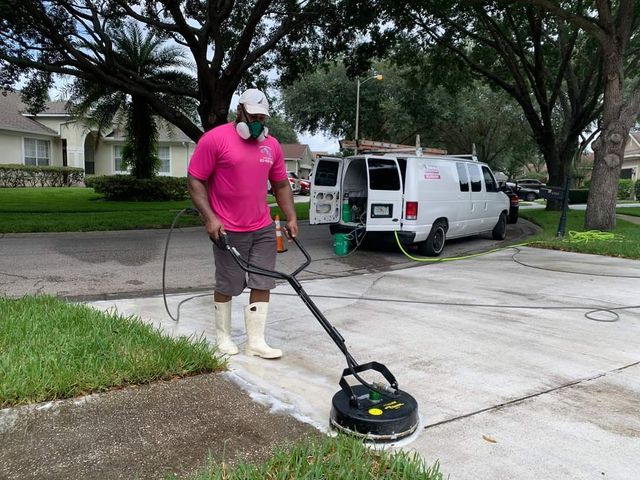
<box><xmin>332</xmin><ymin>193</ymin><xmax>353</xmax><ymax>256</ymax></box>
<box><xmin>214</xmin><ymin>232</ymin><xmax>419</xmax><ymax>441</ymax></box>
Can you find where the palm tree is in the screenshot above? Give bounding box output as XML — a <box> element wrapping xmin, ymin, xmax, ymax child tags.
<box><xmin>67</xmin><ymin>22</ymin><xmax>197</xmax><ymax>179</ymax></box>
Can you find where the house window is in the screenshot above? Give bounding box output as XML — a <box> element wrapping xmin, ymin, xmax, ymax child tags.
<box><xmin>158</xmin><ymin>146</ymin><xmax>170</xmax><ymax>174</ymax></box>
<box><xmin>114</xmin><ymin>145</ymin><xmax>127</xmax><ymax>172</ymax></box>
<box><xmin>24</xmin><ymin>138</ymin><xmax>50</xmax><ymax>166</ymax></box>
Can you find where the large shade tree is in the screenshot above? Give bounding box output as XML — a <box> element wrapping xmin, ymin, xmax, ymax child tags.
<box><xmin>0</xmin><ymin>0</ymin><xmax>376</xmax><ymax>141</ymax></box>
<box><xmin>282</xmin><ymin>60</ymin><xmax>540</xmax><ymax>173</ymax></box>
<box><xmin>499</xmin><ymin>0</ymin><xmax>640</xmax><ymax>230</ymax></box>
<box><xmin>67</xmin><ymin>22</ymin><xmax>198</xmax><ymax>178</ymax></box>
<box><xmin>374</xmin><ymin>1</ymin><xmax>604</xmax><ymax>209</ymax></box>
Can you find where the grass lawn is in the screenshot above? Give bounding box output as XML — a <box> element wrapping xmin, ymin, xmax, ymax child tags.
<box><xmin>519</xmin><ymin>209</ymin><xmax>640</xmax><ymax>259</ymax></box>
<box><xmin>182</xmin><ymin>435</ymin><xmax>442</xmax><ymax>480</ymax></box>
<box><xmin>0</xmin><ymin>295</ymin><xmax>225</xmax><ymax>408</ymax></box>
<box><xmin>617</xmin><ymin>207</ymin><xmax>640</xmax><ymax>217</ymax></box>
<box><xmin>0</xmin><ymin>188</ymin><xmax>309</xmax><ymax>233</ymax></box>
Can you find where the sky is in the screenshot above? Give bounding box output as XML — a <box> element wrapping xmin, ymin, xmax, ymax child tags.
<box><xmin>297</xmin><ymin>131</ymin><xmax>340</xmax><ymax>153</ymax></box>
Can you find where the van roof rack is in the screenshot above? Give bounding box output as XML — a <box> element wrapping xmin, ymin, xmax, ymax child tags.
<box><xmin>447</xmin><ymin>154</ymin><xmax>479</xmax><ymax>161</ymax></box>
<box><xmin>339</xmin><ymin>139</ymin><xmax>447</xmax><ymax>156</ymax></box>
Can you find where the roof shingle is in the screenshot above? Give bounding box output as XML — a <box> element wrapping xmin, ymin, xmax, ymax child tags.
<box><xmin>0</xmin><ymin>91</ymin><xmax>59</xmax><ymax>136</ymax></box>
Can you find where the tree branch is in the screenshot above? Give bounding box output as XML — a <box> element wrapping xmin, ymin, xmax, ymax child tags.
<box><xmin>493</xmin><ymin>0</ymin><xmax>607</xmax><ymax>44</ymax></box>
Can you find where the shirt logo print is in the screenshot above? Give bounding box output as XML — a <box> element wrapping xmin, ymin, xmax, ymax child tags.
<box><xmin>259</xmin><ymin>145</ymin><xmax>274</xmax><ymax>165</ymax></box>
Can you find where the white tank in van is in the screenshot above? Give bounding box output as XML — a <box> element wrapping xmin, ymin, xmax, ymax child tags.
<box><xmin>309</xmin><ymin>154</ymin><xmax>510</xmax><ymax>256</ymax></box>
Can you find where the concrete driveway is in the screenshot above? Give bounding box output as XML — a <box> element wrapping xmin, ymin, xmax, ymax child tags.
<box><xmin>91</xmin><ymin>246</ymin><xmax>640</xmax><ymax>479</ymax></box>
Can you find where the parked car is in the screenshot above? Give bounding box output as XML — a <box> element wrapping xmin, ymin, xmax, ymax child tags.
<box><xmin>500</xmin><ymin>183</ymin><xmax>520</xmax><ymax>223</ymax></box>
<box><xmin>268</xmin><ymin>175</ymin><xmax>300</xmax><ymax>194</ymax></box>
<box><xmin>515</xmin><ymin>178</ymin><xmax>546</xmax><ymax>190</ymax></box>
<box><xmin>287</xmin><ymin>171</ymin><xmax>307</xmax><ymax>195</ymax></box>
<box><xmin>507</xmin><ymin>181</ymin><xmax>539</xmax><ymax>202</ymax></box>
<box><xmin>514</xmin><ymin>179</ymin><xmax>547</xmax><ymax>200</ymax></box>
<box><xmin>298</xmin><ymin>178</ymin><xmax>310</xmax><ymax>195</ymax></box>
<box><xmin>288</xmin><ymin>176</ymin><xmax>301</xmax><ymax>194</ymax></box>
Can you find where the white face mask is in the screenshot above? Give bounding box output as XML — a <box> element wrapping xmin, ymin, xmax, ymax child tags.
<box><xmin>236</xmin><ymin>105</ymin><xmax>268</xmax><ymax>141</ymax></box>
<box><xmin>236</xmin><ymin>121</ymin><xmax>268</xmax><ymax>141</ymax></box>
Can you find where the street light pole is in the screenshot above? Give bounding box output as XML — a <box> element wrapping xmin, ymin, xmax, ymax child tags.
<box><xmin>354</xmin><ymin>73</ymin><xmax>383</xmax><ymax>155</ymax></box>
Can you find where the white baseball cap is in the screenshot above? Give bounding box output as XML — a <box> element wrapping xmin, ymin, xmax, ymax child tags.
<box><xmin>238</xmin><ymin>88</ymin><xmax>270</xmax><ymax>117</ymax></box>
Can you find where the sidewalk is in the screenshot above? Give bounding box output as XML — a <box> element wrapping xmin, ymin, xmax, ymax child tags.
<box><xmin>85</xmin><ymin>246</ymin><xmax>640</xmax><ymax>479</ymax></box>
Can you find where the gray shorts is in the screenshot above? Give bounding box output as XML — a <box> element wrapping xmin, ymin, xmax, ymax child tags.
<box><xmin>213</xmin><ymin>224</ymin><xmax>277</xmax><ymax>296</ymax></box>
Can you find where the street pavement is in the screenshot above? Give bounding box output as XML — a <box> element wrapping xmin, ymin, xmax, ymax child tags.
<box><xmin>89</xmin><ymin>244</ymin><xmax>640</xmax><ymax>479</ymax></box>
<box><xmin>0</xmin><ymin>218</ymin><xmax>538</xmax><ymax>300</ymax></box>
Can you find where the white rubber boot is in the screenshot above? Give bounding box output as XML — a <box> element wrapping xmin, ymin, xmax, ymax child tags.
<box><xmin>214</xmin><ymin>301</ymin><xmax>239</xmax><ymax>356</ymax></box>
<box><xmin>244</xmin><ymin>302</ymin><xmax>282</xmax><ymax>359</ymax></box>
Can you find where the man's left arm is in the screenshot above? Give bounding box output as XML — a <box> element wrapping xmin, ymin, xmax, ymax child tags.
<box><xmin>271</xmin><ymin>179</ymin><xmax>298</xmax><ymax>238</ymax></box>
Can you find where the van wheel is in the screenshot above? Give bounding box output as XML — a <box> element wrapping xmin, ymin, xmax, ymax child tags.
<box><xmin>492</xmin><ymin>213</ymin><xmax>507</xmax><ymax>240</ymax></box>
<box><xmin>419</xmin><ymin>221</ymin><xmax>446</xmax><ymax>256</ymax></box>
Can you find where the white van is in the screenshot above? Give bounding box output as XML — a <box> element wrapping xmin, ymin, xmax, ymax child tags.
<box><xmin>309</xmin><ymin>154</ymin><xmax>510</xmax><ymax>256</ymax></box>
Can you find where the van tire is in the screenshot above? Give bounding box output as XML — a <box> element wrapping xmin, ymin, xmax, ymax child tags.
<box><xmin>492</xmin><ymin>213</ymin><xmax>507</xmax><ymax>240</ymax></box>
<box><xmin>419</xmin><ymin>221</ymin><xmax>446</xmax><ymax>256</ymax></box>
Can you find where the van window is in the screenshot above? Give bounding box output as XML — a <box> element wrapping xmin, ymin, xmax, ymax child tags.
<box><xmin>469</xmin><ymin>164</ymin><xmax>482</xmax><ymax>192</ymax></box>
<box><xmin>456</xmin><ymin>163</ymin><xmax>469</xmax><ymax>192</ymax></box>
<box><xmin>315</xmin><ymin>160</ymin><xmax>339</xmax><ymax>187</ymax></box>
<box><xmin>482</xmin><ymin>166</ymin><xmax>498</xmax><ymax>192</ymax></box>
<box><xmin>368</xmin><ymin>159</ymin><xmax>400</xmax><ymax>190</ymax></box>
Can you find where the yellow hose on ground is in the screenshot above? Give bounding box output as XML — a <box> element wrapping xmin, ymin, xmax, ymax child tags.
<box><xmin>393</xmin><ymin>231</ymin><xmax>530</xmax><ymax>263</ymax></box>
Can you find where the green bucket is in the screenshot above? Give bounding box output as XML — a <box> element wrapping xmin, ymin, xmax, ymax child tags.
<box><xmin>333</xmin><ymin>233</ymin><xmax>351</xmax><ymax>256</ymax></box>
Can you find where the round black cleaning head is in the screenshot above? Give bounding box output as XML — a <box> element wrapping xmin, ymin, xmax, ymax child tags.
<box><xmin>330</xmin><ymin>385</ymin><xmax>419</xmax><ymax>442</ymax></box>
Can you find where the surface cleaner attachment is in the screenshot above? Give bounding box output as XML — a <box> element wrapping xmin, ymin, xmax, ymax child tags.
<box><xmin>216</xmin><ymin>231</ymin><xmax>419</xmax><ymax>442</ymax></box>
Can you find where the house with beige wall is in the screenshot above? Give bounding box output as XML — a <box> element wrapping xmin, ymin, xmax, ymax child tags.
<box><xmin>281</xmin><ymin>143</ymin><xmax>313</xmax><ymax>179</ymax></box>
<box><xmin>0</xmin><ymin>91</ymin><xmax>195</xmax><ymax>177</ymax></box>
<box><xmin>622</xmin><ymin>131</ymin><xmax>640</xmax><ymax>182</ymax></box>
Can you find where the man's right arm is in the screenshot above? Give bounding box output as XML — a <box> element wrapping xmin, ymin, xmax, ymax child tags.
<box><xmin>187</xmin><ymin>174</ymin><xmax>225</xmax><ymax>241</ymax></box>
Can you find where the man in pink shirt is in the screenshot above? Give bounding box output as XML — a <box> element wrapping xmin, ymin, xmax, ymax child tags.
<box><xmin>187</xmin><ymin>88</ymin><xmax>298</xmax><ymax>359</ymax></box>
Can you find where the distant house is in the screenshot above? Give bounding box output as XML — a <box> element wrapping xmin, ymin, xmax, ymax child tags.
<box><xmin>281</xmin><ymin>143</ymin><xmax>313</xmax><ymax>179</ymax></box>
<box><xmin>0</xmin><ymin>91</ymin><xmax>195</xmax><ymax>177</ymax></box>
<box><xmin>622</xmin><ymin>132</ymin><xmax>640</xmax><ymax>182</ymax></box>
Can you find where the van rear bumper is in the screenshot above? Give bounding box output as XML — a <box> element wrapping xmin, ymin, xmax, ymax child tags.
<box><xmin>396</xmin><ymin>231</ymin><xmax>416</xmax><ymax>244</ymax></box>
<box><xmin>328</xmin><ymin>224</ymin><xmax>417</xmax><ymax>244</ymax></box>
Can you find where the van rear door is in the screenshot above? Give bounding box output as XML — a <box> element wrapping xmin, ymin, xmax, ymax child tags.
<box><xmin>366</xmin><ymin>156</ymin><xmax>403</xmax><ymax>231</ymax></box>
<box><xmin>309</xmin><ymin>157</ymin><xmax>343</xmax><ymax>224</ymax></box>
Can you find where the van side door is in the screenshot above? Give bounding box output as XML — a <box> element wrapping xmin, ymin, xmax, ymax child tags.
<box><xmin>481</xmin><ymin>165</ymin><xmax>507</xmax><ymax>223</ymax></box>
<box><xmin>366</xmin><ymin>156</ymin><xmax>403</xmax><ymax>231</ymax></box>
<box><xmin>309</xmin><ymin>157</ymin><xmax>343</xmax><ymax>224</ymax></box>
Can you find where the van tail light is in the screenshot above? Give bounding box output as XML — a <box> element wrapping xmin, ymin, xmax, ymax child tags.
<box><xmin>405</xmin><ymin>201</ymin><xmax>418</xmax><ymax>220</ymax></box>
<box><xmin>511</xmin><ymin>195</ymin><xmax>519</xmax><ymax>206</ymax></box>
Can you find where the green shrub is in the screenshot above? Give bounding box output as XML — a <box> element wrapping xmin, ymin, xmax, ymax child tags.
<box><xmin>568</xmin><ymin>189</ymin><xmax>589</xmax><ymax>204</ymax></box>
<box><xmin>635</xmin><ymin>180</ymin><xmax>640</xmax><ymax>200</ymax></box>
<box><xmin>618</xmin><ymin>179</ymin><xmax>635</xmax><ymax>200</ymax></box>
<box><xmin>0</xmin><ymin>164</ymin><xmax>84</xmax><ymax>187</ymax></box>
<box><xmin>86</xmin><ymin>175</ymin><xmax>188</xmax><ymax>201</ymax></box>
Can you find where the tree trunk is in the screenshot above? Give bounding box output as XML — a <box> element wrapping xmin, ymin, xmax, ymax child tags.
<box><xmin>584</xmin><ymin>44</ymin><xmax>638</xmax><ymax>230</ymax></box>
<box><xmin>586</xmin><ymin>128</ymin><xmax>628</xmax><ymax>229</ymax></box>
<box><xmin>198</xmin><ymin>79</ymin><xmax>235</xmax><ymax>133</ymax></box>
<box><xmin>128</xmin><ymin>97</ymin><xmax>159</xmax><ymax>179</ymax></box>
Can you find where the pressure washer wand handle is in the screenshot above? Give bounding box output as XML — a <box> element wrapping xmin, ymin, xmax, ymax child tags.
<box><xmin>284</xmin><ymin>229</ymin><xmax>312</xmax><ymax>277</ymax></box>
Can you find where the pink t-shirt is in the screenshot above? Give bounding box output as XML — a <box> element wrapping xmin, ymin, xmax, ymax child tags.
<box><xmin>188</xmin><ymin>122</ymin><xmax>287</xmax><ymax>232</ymax></box>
